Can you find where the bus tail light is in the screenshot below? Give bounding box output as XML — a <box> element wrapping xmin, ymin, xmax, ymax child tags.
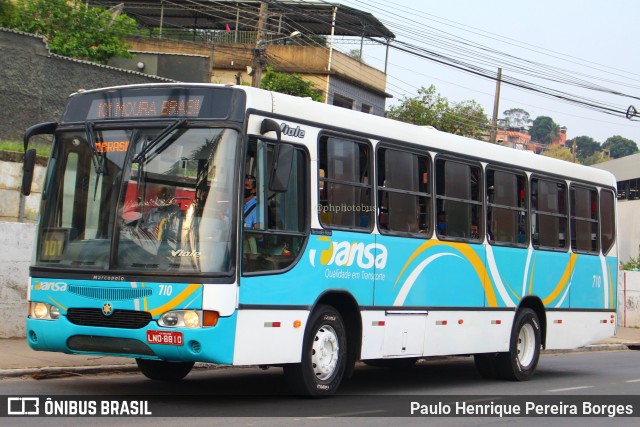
<box><xmin>203</xmin><ymin>310</ymin><xmax>219</xmax><ymax>327</ymax></box>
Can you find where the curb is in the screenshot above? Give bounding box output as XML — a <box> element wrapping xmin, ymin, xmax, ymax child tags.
<box><xmin>0</xmin><ymin>364</ymin><xmax>139</xmax><ymax>379</ymax></box>
<box><xmin>542</xmin><ymin>343</ymin><xmax>631</xmax><ymax>354</ymax></box>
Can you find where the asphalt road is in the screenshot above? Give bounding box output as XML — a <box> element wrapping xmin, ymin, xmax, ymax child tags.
<box><xmin>1</xmin><ymin>350</ymin><xmax>639</xmax><ymax>426</ymax></box>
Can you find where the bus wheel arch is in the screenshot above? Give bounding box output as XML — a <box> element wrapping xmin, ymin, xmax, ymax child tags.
<box><xmin>517</xmin><ymin>296</ymin><xmax>547</xmax><ymax>349</ymax></box>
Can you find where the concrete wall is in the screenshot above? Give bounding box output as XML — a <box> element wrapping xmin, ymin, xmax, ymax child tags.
<box><xmin>0</xmin><ymin>222</ymin><xmax>36</xmax><ymax>338</ymax></box>
<box><xmin>0</xmin><ymin>28</ymin><xmax>171</xmax><ymax>141</ymax></box>
<box><xmin>0</xmin><ymin>154</ymin><xmax>46</xmax><ymax>223</ymax></box>
<box><xmin>109</xmin><ymin>52</ymin><xmax>210</xmax><ymax>83</ymax></box>
<box><xmin>619</xmin><ymin>270</ymin><xmax>640</xmax><ymax>328</ymax></box>
<box><xmin>617</xmin><ymin>199</ymin><xmax>640</xmax><ymax>264</ymax></box>
<box><xmin>328</xmin><ymin>75</ymin><xmax>387</xmax><ymax>117</ymax></box>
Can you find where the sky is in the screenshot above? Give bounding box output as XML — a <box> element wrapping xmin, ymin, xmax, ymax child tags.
<box><xmin>333</xmin><ymin>0</ymin><xmax>640</xmax><ymax>144</ymax></box>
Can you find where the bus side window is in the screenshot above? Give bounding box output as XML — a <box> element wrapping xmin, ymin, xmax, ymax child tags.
<box><xmin>531</xmin><ymin>177</ymin><xmax>568</xmax><ymax>250</ymax></box>
<box><xmin>242</xmin><ymin>139</ymin><xmax>308</xmax><ymax>274</ymax></box>
<box><xmin>318</xmin><ymin>136</ymin><xmax>373</xmax><ymax>230</ymax></box>
<box><xmin>570</xmin><ymin>185</ymin><xmax>599</xmax><ymax>253</ymax></box>
<box><xmin>486</xmin><ymin>168</ymin><xmax>528</xmax><ymax>246</ymax></box>
<box><xmin>435</xmin><ymin>158</ymin><xmax>482</xmax><ymax>241</ymax></box>
<box><xmin>377</xmin><ymin>147</ymin><xmax>431</xmax><ymax>236</ymax></box>
<box><xmin>600</xmin><ymin>189</ymin><xmax>615</xmax><ymax>255</ymax></box>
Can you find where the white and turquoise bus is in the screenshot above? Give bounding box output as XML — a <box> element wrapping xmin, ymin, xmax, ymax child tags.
<box><xmin>23</xmin><ymin>84</ymin><xmax>617</xmax><ymax>396</ymax></box>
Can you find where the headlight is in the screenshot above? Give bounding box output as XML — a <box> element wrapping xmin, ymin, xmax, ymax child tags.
<box><xmin>183</xmin><ymin>311</ymin><xmax>200</xmax><ymax>328</ymax></box>
<box><xmin>29</xmin><ymin>302</ymin><xmax>61</xmax><ymax>320</ymax></box>
<box><xmin>158</xmin><ymin>310</ymin><xmax>202</xmax><ymax>328</ymax></box>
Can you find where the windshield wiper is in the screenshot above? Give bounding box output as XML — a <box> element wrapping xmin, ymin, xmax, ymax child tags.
<box><xmin>84</xmin><ymin>122</ymin><xmax>105</xmax><ymax>175</ymax></box>
<box><xmin>84</xmin><ymin>122</ymin><xmax>107</xmax><ymax>201</ymax></box>
<box><xmin>132</xmin><ymin>119</ymin><xmax>186</xmax><ymax>164</ymax></box>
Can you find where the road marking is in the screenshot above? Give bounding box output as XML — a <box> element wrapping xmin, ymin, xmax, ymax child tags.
<box><xmin>548</xmin><ymin>386</ymin><xmax>594</xmax><ymax>392</ymax></box>
<box><xmin>625</xmin><ymin>379</ymin><xmax>640</xmax><ymax>383</ymax></box>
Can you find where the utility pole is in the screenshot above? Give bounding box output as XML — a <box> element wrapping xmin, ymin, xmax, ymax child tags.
<box><xmin>252</xmin><ymin>1</ymin><xmax>269</xmax><ymax>88</ymax></box>
<box><xmin>571</xmin><ymin>138</ymin><xmax>577</xmax><ymax>163</ymax></box>
<box><xmin>490</xmin><ymin>67</ymin><xmax>502</xmax><ymax>144</ymax></box>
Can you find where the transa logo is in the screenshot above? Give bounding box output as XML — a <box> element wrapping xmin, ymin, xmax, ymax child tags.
<box><xmin>308</xmin><ymin>236</ymin><xmax>387</xmax><ymax>269</ymax></box>
<box><xmin>32</xmin><ymin>280</ymin><xmax>68</xmax><ymax>292</ymax></box>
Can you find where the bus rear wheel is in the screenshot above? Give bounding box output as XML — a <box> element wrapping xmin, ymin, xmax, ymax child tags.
<box><xmin>496</xmin><ymin>308</ymin><xmax>541</xmax><ymax>381</ymax></box>
<box><xmin>283</xmin><ymin>305</ymin><xmax>347</xmax><ymax>397</ymax></box>
<box><xmin>136</xmin><ymin>358</ymin><xmax>194</xmax><ymax>381</ymax></box>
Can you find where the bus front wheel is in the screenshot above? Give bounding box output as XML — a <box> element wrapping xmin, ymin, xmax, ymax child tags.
<box><xmin>136</xmin><ymin>358</ymin><xmax>194</xmax><ymax>381</ymax></box>
<box><xmin>496</xmin><ymin>308</ymin><xmax>541</xmax><ymax>381</ymax></box>
<box><xmin>283</xmin><ymin>304</ymin><xmax>347</xmax><ymax>397</ymax></box>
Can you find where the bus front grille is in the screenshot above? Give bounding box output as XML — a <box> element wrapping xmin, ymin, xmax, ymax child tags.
<box><xmin>68</xmin><ymin>285</ymin><xmax>153</xmax><ymax>301</ymax></box>
<box><xmin>67</xmin><ymin>308</ymin><xmax>152</xmax><ymax>329</ymax></box>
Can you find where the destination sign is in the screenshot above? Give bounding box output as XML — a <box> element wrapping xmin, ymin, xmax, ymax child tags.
<box><xmin>88</xmin><ymin>95</ymin><xmax>204</xmax><ymax>119</ymax></box>
<box><xmin>61</xmin><ymin>86</ymin><xmax>247</xmax><ymax>123</ymax></box>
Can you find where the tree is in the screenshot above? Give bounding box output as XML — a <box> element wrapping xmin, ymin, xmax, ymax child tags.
<box><xmin>387</xmin><ymin>85</ymin><xmax>449</xmax><ymax>127</ymax></box>
<box><xmin>566</xmin><ymin>136</ymin><xmax>601</xmax><ymax>163</ymax></box>
<box><xmin>11</xmin><ymin>0</ymin><xmax>137</xmax><ymax>64</ymax></box>
<box><xmin>387</xmin><ymin>85</ymin><xmax>489</xmax><ymax>138</ymax></box>
<box><xmin>347</xmin><ymin>49</ymin><xmax>362</xmax><ymax>62</ymax></box>
<box><xmin>0</xmin><ymin>0</ymin><xmax>17</xmax><ymax>27</ymax></box>
<box><xmin>260</xmin><ymin>67</ymin><xmax>323</xmax><ymax>102</ymax></box>
<box><xmin>502</xmin><ymin>108</ymin><xmax>531</xmax><ymax>130</ymax></box>
<box><xmin>442</xmin><ymin>99</ymin><xmax>490</xmax><ymax>139</ymax></box>
<box><xmin>542</xmin><ymin>145</ymin><xmax>573</xmax><ymax>162</ymax></box>
<box><xmin>581</xmin><ymin>151</ymin><xmax>608</xmax><ymax>166</ymax></box>
<box><xmin>602</xmin><ymin>135</ymin><xmax>638</xmax><ymax>159</ymax></box>
<box><xmin>529</xmin><ymin>116</ymin><xmax>560</xmax><ymax>145</ymax></box>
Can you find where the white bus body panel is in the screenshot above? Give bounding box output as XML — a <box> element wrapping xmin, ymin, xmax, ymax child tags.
<box><xmin>545</xmin><ymin>311</ymin><xmax>616</xmax><ymax>349</ymax></box>
<box><xmin>202</xmin><ymin>283</ymin><xmax>238</xmax><ymax>317</ymax></box>
<box><xmin>232</xmin><ymin>309</ymin><xmax>308</xmax><ymax>365</ymax></box>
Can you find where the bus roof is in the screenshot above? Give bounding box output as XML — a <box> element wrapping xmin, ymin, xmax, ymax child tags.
<box><xmin>65</xmin><ymin>83</ymin><xmax>617</xmax><ymax>188</ymax></box>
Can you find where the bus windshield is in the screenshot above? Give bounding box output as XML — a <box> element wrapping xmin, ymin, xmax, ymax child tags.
<box><xmin>35</xmin><ymin>125</ymin><xmax>239</xmax><ymax>276</ymax></box>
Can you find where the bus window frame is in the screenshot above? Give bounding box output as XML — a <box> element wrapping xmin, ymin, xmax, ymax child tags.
<box><xmin>375</xmin><ymin>142</ymin><xmax>433</xmax><ymax>239</ymax></box>
<box><xmin>599</xmin><ymin>187</ymin><xmax>616</xmax><ymax>256</ymax></box>
<box><xmin>433</xmin><ymin>154</ymin><xmax>484</xmax><ymax>244</ymax></box>
<box><xmin>530</xmin><ymin>174</ymin><xmax>569</xmax><ymax>253</ymax></box>
<box><xmin>316</xmin><ymin>132</ymin><xmax>374</xmax><ymax>234</ymax></box>
<box><xmin>485</xmin><ymin>165</ymin><xmax>529</xmax><ymax>248</ymax></box>
<box><xmin>240</xmin><ymin>136</ymin><xmax>311</xmax><ymax>277</ymax></box>
<box><xmin>569</xmin><ymin>183</ymin><xmax>600</xmax><ymax>255</ymax></box>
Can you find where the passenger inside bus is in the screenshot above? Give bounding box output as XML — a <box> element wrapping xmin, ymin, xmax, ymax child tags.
<box><xmin>243</xmin><ymin>175</ymin><xmax>258</xmax><ymax>228</ymax></box>
<box><xmin>437</xmin><ymin>211</ymin><xmax>447</xmax><ymax>236</ymax></box>
<box><xmin>243</xmin><ymin>175</ymin><xmax>258</xmax><ymax>254</ymax></box>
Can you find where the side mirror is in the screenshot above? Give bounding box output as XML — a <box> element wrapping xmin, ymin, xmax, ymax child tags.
<box><xmin>23</xmin><ymin>122</ymin><xmax>57</xmax><ymax>151</ymax></box>
<box><xmin>260</xmin><ymin>118</ymin><xmax>281</xmax><ymax>143</ymax></box>
<box><xmin>22</xmin><ymin>149</ymin><xmax>37</xmax><ymax>196</ymax></box>
<box><xmin>22</xmin><ymin>122</ymin><xmax>57</xmax><ymax>196</ymax></box>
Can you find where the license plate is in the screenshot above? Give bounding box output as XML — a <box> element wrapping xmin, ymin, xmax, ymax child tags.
<box><xmin>146</xmin><ymin>330</ymin><xmax>184</xmax><ymax>346</ymax></box>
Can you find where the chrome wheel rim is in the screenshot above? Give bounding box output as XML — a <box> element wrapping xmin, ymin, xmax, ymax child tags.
<box><xmin>517</xmin><ymin>323</ymin><xmax>536</xmax><ymax>367</ymax></box>
<box><xmin>311</xmin><ymin>325</ymin><xmax>339</xmax><ymax>381</ymax></box>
